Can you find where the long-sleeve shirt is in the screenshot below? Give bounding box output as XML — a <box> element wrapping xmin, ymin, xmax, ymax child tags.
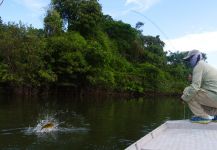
<box><xmin>181</xmin><ymin>60</ymin><xmax>217</xmax><ymax>102</ymax></box>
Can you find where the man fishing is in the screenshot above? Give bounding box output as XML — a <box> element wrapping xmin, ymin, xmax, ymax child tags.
<box><xmin>181</xmin><ymin>50</ymin><xmax>217</xmax><ymax>123</ymax></box>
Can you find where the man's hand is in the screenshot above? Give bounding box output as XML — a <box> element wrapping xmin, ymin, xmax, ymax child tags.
<box><xmin>188</xmin><ymin>74</ymin><xmax>192</xmax><ymax>83</ymax></box>
<box><xmin>180</xmin><ymin>97</ymin><xmax>185</xmax><ymax>104</ymax></box>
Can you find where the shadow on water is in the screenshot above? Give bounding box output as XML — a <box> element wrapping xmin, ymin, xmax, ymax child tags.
<box><xmin>0</xmin><ymin>93</ymin><xmax>192</xmax><ymax>150</ymax></box>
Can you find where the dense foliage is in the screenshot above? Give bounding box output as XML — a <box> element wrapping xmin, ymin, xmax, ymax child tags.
<box><xmin>0</xmin><ymin>0</ymin><xmax>196</xmax><ymax>95</ymax></box>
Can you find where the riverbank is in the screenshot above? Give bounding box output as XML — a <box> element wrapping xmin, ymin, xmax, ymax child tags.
<box><xmin>0</xmin><ymin>85</ymin><xmax>181</xmax><ymax>98</ymax></box>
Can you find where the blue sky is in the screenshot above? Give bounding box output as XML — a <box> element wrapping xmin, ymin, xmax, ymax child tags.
<box><xmin>1</xmin><ymin>0</ymin><xmax>217</xmax><ymax>67</ymax></box>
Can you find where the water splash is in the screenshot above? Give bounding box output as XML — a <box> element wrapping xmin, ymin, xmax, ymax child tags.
<box><xmin>25</xmin><ymin>112</ymin><xmax>89</xmax><ymax>136</ymax></box>
<box><xmin>33</xmin><ymin>119</ymin><xmax>58</xmax><ymax>133</ymax></box>
<box><xmin>25</xmin><ymin>115</ymin><xmax>60</xmax><ymax>134</ymax></box>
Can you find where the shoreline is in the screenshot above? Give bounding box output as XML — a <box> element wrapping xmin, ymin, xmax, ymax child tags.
<box><xmin>0</xmin><ymin>85</ymin><xmax>181</xmax><ymax>98</ymax></box>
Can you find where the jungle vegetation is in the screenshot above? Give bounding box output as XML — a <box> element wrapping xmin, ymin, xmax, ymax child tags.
<box><xmin>0</xmin><ymin>0</ymin><xmax>196</xmax><ymax>95</ymax></box>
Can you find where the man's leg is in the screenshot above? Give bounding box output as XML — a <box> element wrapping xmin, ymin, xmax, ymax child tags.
<box><xmin>187</xmin><ymin>98</ymin><xmax>209</xmax><ymax>119</ymax></box>
<box><xmin>187</xmin><ymin>90</ymin><xmax>217</xmax><ymax>118</ymax></box>
<box><xmin>202</xmin><ymin>105</ymin><xmax>217</xmax><ymax>116</ymax></box>
<box><xmin>197</xmin><ymin>91</ymin><xmax>217</xmax><ymax>116</ymax></box>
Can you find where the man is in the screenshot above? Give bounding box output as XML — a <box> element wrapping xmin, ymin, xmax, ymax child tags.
<box><xmin>181</xmin><ymin>50</ymin><xmax>217</xmax><ymax>123</ymax></box>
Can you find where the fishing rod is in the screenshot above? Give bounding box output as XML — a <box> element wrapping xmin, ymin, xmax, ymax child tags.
<box><xmin>131</xmin><ymin>10</ymin><xmax>176</xmax><ymax>50</ymax></box>
<box><xmin>132</xmin><ymin>10</ymin><xmax>170</xmax><ymax>40</ymax></box>
<box><xmin>0</xmin><ymin>0</ymin><xmax>4</xmax><ymax>6</ymax></box>
<box><xmin>132</xmin><ymin>10</ymin><xmax>189</xmax><ymax>119</ymax></box>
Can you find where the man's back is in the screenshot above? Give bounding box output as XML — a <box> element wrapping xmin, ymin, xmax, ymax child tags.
<box><xmin>196</xmin><ymin>60</ymin><xmax>217</xmax><ymax>100</ymax></box>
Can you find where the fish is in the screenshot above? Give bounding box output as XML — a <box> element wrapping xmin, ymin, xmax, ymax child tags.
<box><xmin>41</xmin><ymin>122</ymin><xmax>54</xmax><ymax>130</ymax></box>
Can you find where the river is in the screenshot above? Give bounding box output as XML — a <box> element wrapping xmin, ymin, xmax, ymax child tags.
<box><xmin>0</xmin><ymin>93</ymin><xmax>191</xmax><ymax>150</ymax></box>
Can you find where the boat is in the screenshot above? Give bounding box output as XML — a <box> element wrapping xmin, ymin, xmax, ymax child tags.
<box><xmin>125</xmin><ymin>120</ymin><xmax>217</xmax><ymax>150</ymax></box>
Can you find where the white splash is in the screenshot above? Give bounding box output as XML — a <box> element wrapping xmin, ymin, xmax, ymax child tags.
<box><xmin>26</xmin><ymin>116</ymin><xmax>60</xmax><ymax>134</ymax></box>
<box><xmin>25</xmin><ymin>113</ymin><xmax>89</xmax><ymax>136</ymax></box>
<box><xmin>33</xmin><ymin>120</ymin><xmax>58</xmax><ymax>133</ymax></box>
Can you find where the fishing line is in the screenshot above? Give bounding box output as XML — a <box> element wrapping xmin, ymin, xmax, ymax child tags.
<box><xmin>131</xmin><ymin>10</ymin><xmax>176</xmax><ymax>50</ymax></box>
<box><xmin>132</xmin><ymin>10</ymin><xmax>188</xmax><ymax>120</ymax></box>
<box><xmin>183</xmin><ymin>102</ymin><xmax>185</xmax><ymax>119</ymax></box>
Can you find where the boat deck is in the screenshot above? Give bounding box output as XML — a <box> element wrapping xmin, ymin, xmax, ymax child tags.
<box><xmin>125</xmin><ymin>120</ymin><xmax>217</xmax><ymax>150</ymax></box>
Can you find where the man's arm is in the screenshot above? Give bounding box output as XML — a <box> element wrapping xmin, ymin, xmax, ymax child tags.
<box><xmin>181</xmin><ymin>62</ymin><xmax>204</xmax><ymax>102</ymax></box>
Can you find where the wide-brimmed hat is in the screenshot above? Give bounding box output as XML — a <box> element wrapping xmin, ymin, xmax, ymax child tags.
<box><xmin>183</xmin><ymin>50</ymin><xmax>200</xmax><ymax>60</ymax></box>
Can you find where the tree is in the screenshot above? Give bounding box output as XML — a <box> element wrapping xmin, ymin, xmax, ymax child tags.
<box><xmin>0</xmin><ymin>5</ymin><xmax>194</xmax><ymax>95</ymax></box>
<box><xmin>47</xmin><ymin>32</ymin><xmax>89</xmax><ymax>87</ymax></box>
<box><xmin>0</xmin><ymin>22</ymin><xmax>56</xmax><ymax>88</ymax></box>
<box><xmin>135</xmin><ymin>21</ymin><xmax>144</xmax><ymax>29</ymax></box>
<box><xmin>51</xmin><ymin>0</ymin><xmax>103</xmax><ymax>36</ymax></box>
<box><xmin>141</xmin><ymin>35</ymin><xmax>167</xmax><ymax>66</ymax></box>
<box><xmin>44</xmin><ymin>8</ymin><xmax>63</xmax><ymax>36</ymax></box>
<box><xmin>167</xmin><ymin>51</ymin><xmax>187</xmax><ymax>66</ymax></box>
<box><xmin>135</xmin><ymin>21</ymin><xmax>144</xmax><ymax>33</ymax></box>
<box><xmin>0</xmin><ymin>17</ymin><xmax>2</xmax><ymax>25</ymax></box>
<box><xmin>102</xmin><ymin>20</ymin><xmax>141</xmax><ymax>60</ymax></box>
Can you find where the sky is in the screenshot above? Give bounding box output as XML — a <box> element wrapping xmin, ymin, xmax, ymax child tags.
<box><xmin>1</xmin><ymin>0</ymin><xmax>217</xmax><ymax>67</ymax></box>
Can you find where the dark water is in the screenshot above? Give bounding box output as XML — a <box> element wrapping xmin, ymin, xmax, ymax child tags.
<box><xmin>0</xmin><ymin>93</ymin><xmax>191</xmax><ymax>150</ymax></box>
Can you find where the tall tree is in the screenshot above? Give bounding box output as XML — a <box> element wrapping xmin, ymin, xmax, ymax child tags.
<box><xmin>51</xmin><ymin>0</ymin><xmax>103</xmax><ymax>36</ymax></box>
<box><xmin>44</xmin><ymin>8</ymin><xmax>63</xmax><ymax>36</ymax></box>
<box><xmin>141</xmin><ymin>35</ymin><xmax>167</xmax><ymax>66</ymax></box>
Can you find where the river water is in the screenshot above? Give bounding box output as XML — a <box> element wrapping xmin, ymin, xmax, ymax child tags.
<box><xmin>0</xmin><ymin>93</ymin><xmax>191</xmax><ymax>150</ymax></box>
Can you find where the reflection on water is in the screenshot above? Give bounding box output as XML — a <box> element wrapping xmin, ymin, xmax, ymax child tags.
<box><xmin>0</xmin><ymin>94</ymin><xmax>192</xmax><ymax>150</ymax></box>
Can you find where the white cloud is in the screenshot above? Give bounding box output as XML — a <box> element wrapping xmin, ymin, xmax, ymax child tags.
<box><xmin>164</xmin><ymin>31</ymin><xmax>217</xmax><ymax>67</ymax></box>
<box><xmin>164</xmin><ymin>31</ymin><xmax>217</xmax><ymax>53</ymax></box>
<box><xmin>11</xmin><ymin>0</ymin><xmax>50</xmax><ymax>28</ymax></box>
<box><xmin>13</xmin><ymin>0</ymin><xmax>49</xmax><ymax>12</ymax></box>
<box><xmin>125</xmin><ymin>0</ymin><xmax>160</xmax><ymax>12</ymax></box>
